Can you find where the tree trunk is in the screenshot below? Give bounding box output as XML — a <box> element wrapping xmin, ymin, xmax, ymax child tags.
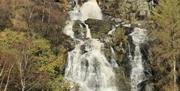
<box><xmin>173</xmin><ymin>57</ymin><xmax>177</xmax><ymax>91</ymax></box>
<box><xmin>3</xmin><ymin>65</ymin><xmax>14</xmax><ymax>91</ymax></box>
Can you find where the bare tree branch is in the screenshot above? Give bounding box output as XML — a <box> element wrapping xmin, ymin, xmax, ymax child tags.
<box><xmin>3</xmin><ymin>64</ymin><xmax>14</xmax><ymax>91</ymax></box>
<box><xmin>0</xmin><ymin>62</ymin><xmax>6</xmax><ymax>77</ymax></box>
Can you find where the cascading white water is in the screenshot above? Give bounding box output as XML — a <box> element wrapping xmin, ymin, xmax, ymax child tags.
<box><xmin>129</xmin><ymin>27</ymin><xmax>147</xmax><ymax>91</ymax></box>
<box><xmin>110</xmin><ymin>46</ymin><xmax>118</xmax><ymax>68</ymax></box>
<box><xmin>108</xmin><ymin>26</ymin><xmax>116</xmax><ymax>35</ymax></box>
<box><xmin>64</xmin><ymin>0</ymin><xmax>117</xmax><ymax>91</ymax></box>
<box><xmin>79</xmin><ymin>0</ymin><xmax>103</xmax><ymax>21</ymax></box>
<box><xmin>108</xmin><ymin>24</ymin><xmax>120</xmax><ymax>35</ymax></box>
<box><xmin>65</xmin><ymin>39</ymin><xmax>118</xmax><ymax>91</ymax></box>
<box><xmin>63</xmin><ymin>0</ymin><xmax>102</xmax><ymax>38</ymax></box>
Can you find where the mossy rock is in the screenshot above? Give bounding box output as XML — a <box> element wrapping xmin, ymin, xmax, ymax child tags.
<box><xmin>85</xmin><ymin>19</ymin><xmax>113</xmax><ymax>39</ymax></box>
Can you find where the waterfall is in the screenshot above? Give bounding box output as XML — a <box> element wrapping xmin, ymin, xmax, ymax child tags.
<box><xmin>129</xmin><ymin>27</ymin><xmax>147</xmax><ymax>91</ymax></box>
<box><xmin>63</xmin><ymin>0</ymin><xmax>117</xmax><ymax>91</ymax></box>
<box><xmin>63</xmin><ymin>0</ymin><xmax>102</xmax><ymax>38</ymax></box>
<box><xmin>84</xmin><ymin>24</ymin><xmax>92</xmax><ymax>38</ymax></box>
<box><xmin>110</xmin><ymin>46</ymin><xmax>118</xmax><ymax>68</ymax></box>
<box><xmin>65</xmin><ymin>39</ymin><xmax>118</xmax><ymax>91</ymax></box>
<box><xmin>79</xmin><ymin>0</ymin><xmax>103</xmax><ymax>21</ymax></box>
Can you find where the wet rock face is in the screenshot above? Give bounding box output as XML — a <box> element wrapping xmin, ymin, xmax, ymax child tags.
<box><xmin>140</xmin><ymin>43</ymin><xmax>150</xmax><ymax>61</ymax></box>
<box><xmin>64</xmin><ymin>1</ymin><xmax>154</xmax><ymax>90</ymax></box>
<box><xmin>73</xmin><ymin>21</ymin><xmax>86</xmax><ymax>39</ymax></box>
<box><xmin>85</xmin><ymin>19</ymin><xmax>112</xmax><ymax>38</ymax></box>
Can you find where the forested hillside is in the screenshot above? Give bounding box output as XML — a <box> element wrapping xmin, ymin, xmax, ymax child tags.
<box><xmin>0</xmin><ymin>0</ymin><xmax>70</xmax><ymax>90</ymax></box>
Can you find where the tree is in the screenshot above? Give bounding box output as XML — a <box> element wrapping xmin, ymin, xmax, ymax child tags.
<box><xmin>0</xmin><ymin>30</ymin><xmax>70</xmax><ymax>91</ymax></box>
<box><xmin>0</xmin><ymin>0</ymin><xmax>70</xmax><ymax>90</ymax></box>
<box><xmin>149</xmin><ymin>0</ymin><xmax>180</xmax><ymax>91</ymax></box>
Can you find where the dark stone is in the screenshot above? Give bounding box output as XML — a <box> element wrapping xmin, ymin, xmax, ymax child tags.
<box><xmin>140</xmin><ymin>43</ymin><xmax>150</xmax><ymax>61</ymax></box>
<box><xmin>124</xmin><ymin>27</ymin><xmax>134</xmax><ymax>35</ymax></box>
<box><xmin>138</xmin><ymin>80</ymin><xmax>154</xmax><ymax>91</ymax></box>
<box><xmin>128</xmin><ymin>36</ymin><xmax>135</xmax><ymax>57</ymax></box>
<box><xmin>54</xmin><ymin>0</ymin><xmax>60</xmax><ymax>2</ymax></box>
<box><xmin>121</xmin><ymin>53</ymin><xmax>132</xmax><ymax>77</ymax></box>
<box><xmin>64</xmin><ymin>38</ymin><xmax>75</xmax><ymax>51</ymax></box>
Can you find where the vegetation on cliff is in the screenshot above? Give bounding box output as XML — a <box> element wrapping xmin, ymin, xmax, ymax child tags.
<box><xmin>149</xmin><ymin>0</ymin><xmax>180</xmax><ymax>90</ymax></box>
<box><xmin>0</xmin><ymin>0</ymin><xmax>70</xmax><ymax>91</ymax></box>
